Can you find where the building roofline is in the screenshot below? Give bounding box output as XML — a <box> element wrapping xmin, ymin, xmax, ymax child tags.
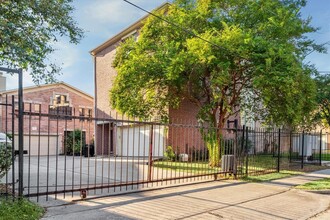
<box><xmin>0</xmin><ymin>82</ymin><xmax>94</xmax><ymax>101</ymax></box>
<box><xmin>89</xmin><ymin>2</ymin><xmax>170</xmax><ymax>56</ymax></box>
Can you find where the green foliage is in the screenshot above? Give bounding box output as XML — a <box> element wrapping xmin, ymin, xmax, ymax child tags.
<box><xmin>164</xmin><ymin>146</ymin><xmax>176</xmax><ymax>161</ymax></box>
<box><xmin>0</xmin><ymin>198</ymin><xmax>44</xmax><ymax>220</ymax></box>
<box><xmin>111</xmin><ymin>0</ymin><xmax>322</xmax><ymax>128</ymax></box>
<box><xmin>65</xmin><ymin>129</ymin><xmax>85</xmax><ymax>155</ymax></box>
<box><xmin>296</xmin><ymin>177</ymin><xmax>330</xmax><ymax>190</ymax></box>
<box><xmin>314</xmin><ymin>74</ymin><xmax>330</xmax><ymax>127</ymax></box>
<box><xmin>242</xmin><ymin>170</ymin><xmax>303</xmax><ymax>182</ymax></box>
<box><xmin>0</xmin><ymin>142</ymin><xmax>12</xmax><ymax>179</ymax></box>
<box><xmin>111</xmin><ymin>0</ymin><xmax>324</xmax><ymax>165</ymax></box>
<box><xmin>0</xmin><ymin>0</ymin><xmax>83</xmax><ymax>83</ymax></box>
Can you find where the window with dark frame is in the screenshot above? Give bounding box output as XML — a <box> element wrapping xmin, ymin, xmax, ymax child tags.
<box><xmin>49</xmin><ymin>94</ymin><xmax>72</xmax><ymax>120</ymax></box>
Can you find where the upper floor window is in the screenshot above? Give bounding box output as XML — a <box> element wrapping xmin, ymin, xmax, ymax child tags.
<box><xmin>79</xmin><ymin>107</ymin><xmax>92</xmax><ymax>121</ymax></box>
<box><xmin>49</xmin><ymin>94</ymin><xmax>72</xmax><ymax>119</ymax></box>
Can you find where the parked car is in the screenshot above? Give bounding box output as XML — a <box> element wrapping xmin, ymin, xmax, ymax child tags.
<box><xmin>0</xmin><ymin>132</ymin><xmax>12</xmax><ymax>149</ymax></box>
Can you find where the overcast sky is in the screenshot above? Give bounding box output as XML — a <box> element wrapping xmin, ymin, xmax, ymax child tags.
<box><xmin>4</xmin><ymin>0</ymin><xmax>330</xmax><ymax>96</ymax></box>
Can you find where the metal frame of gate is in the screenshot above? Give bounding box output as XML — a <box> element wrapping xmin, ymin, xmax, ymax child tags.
<box><xmin>0</xmin><ymin>68</ymin><xmax>328</xmax><ymax>202</ymax></box>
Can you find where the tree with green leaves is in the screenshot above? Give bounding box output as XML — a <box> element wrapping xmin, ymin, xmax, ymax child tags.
<box><xmin>0</xmin><ymin>0</ymin><xmax>83</xmax><ymax>83</ymax></box>
<box><xmin>314</xmin><ymin>74</ymin><xmax>330</xmax><ymax>127</ymax></box>
<box><xmin>111</xmin><ymin>0</ymin><xmax>323</xmax><ymax>166</ymax></box>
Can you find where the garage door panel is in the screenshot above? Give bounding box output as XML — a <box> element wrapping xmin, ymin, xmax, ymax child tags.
<box><xmin>14</xmin><ymin>135</ymin><xmax>61</xmax><ymax>156</ymax></box>
<box><xmin>117</xmin><ymin>125</ymin><xmax>165</xmax><ymax>157</ymax></box>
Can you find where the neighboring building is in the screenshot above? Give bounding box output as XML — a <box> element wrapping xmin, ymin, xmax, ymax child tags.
<box><xmin>0</xmin><ymin>82</ymin><xmax>94</xmax><ymax>156</ymax></box>
<box><xmin>90</xmin><ymin>3</ymin><xmax>240</xmax><ymax>157</ymax></box>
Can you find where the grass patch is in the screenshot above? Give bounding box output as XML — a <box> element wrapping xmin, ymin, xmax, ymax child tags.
<box><xmin>312</xmin><ymin>153</ymin><xmax>330</xmax><ymax>161</ymax></box>
<box><xmin>296</xmin><ymin>178</ymin><xmax>330</xmax><ymax>190</ymax></box>
<box><xmin>241</xmin><ymin>170</ymin><xmax>304</xmax><ymax>182</ymax></box>
<box><xmin>153</xmin><ymin>161</ymin><xmax>220</xmax><ymax>174</ymax></box>
<box><xmin>0</xmin><ymin>198</ymin><xmax>44</xmax><ymax>220</ymax></box>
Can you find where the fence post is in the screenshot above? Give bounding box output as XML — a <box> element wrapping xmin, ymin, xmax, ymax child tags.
<box><xmin>319</xmin><ymin>130</ymin><xmax>322</xmax><ymax>166</ymax></box>
<box><xmin>301</xmin><ymin>131</ymin><xmax>305</xmax><ymax>169</ymax></box>
<box><xmin>147</xmin><ymin>124</ymin><xmax>154</xmax><ymax>182</ymax></box>
<box><xmin>245</xmin><ymin>126</ymin><xmax>249</xmax><ymax>176</ymax></box>
<box><xmin>18</xmin><ymin>68</ymin><xmax>24</xmax><ymax>198</ymax></box>
<box><xmin>277</xmin><ymin>129</ymin><xmax>281</xmax><ymax>172</ymax></box>
<box><xmin>11</xmin><ymin>96</ymin><xmax>16</xmax><ymax>198</ymax></box>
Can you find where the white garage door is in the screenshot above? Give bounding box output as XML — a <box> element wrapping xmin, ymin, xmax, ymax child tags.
<box><xmin>117</xmin><ymin>125</ymin><xmax>165</xmax><ymax>157</ymax></box>
<box><xmin>14</xmin><ymin>134</ymin><xmax>61</xmax><ymax>156</ymax></box>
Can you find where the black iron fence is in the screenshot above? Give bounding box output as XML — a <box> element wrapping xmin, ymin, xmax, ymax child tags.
<box><xmin>0</xmin><ymin>95</ymin><xmax>329</xmax><ymax>202</ymax></box>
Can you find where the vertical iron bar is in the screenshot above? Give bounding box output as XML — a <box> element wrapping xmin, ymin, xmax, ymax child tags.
<box><xmin>142</xmin><ymin>119</ymin><xmax>146</xmax><ymax>188</ymax></box>
<box><xmin>289</xmin><ymin>131</ymin><xmax>292</xmax><ymax>163</ymax></box>
<box><xmin>319</xmin><ymin>130</ymin><xmax>322</xmax><ymax>166</ymax></box>
<box><xmin>94</xmin><ymin>114</ymin><xmax>99</xmax><ymax>194</ymax></box>
<box><xmin>245</xmin><ymin>126</ymin><xmax>249</xmax><ymax>176</ymax></box>
<box><xmin>301</xmin><ymin>131</ymin><xmax>305</xmax><ymax>169</ymax></box>
<box><xmin>131</xmin><ymin>119</ymin><xmax>135</xmax><ymax>190</ymax></box>
<box><xmin>101</xmin><ymin>113</ymin><xmax>105</xmax><ymax>193</ymax></box>
<box><xmin>63</xmin><ymin>115</ymin><xmax>68</xmax><ymax>198</ymax></box>
<box><xmin>11</xmin><ymin>96</ymin><xmax>15</xmax><ymax>199</ymax></box>
<box><xmin>27</xmin><ymin>103</ymin><xmax>31</xmax><ymax>199</ymax></box>
<box><xmin>79</xmin><ymin>115</ymin><xmax>83</xmax><ymax>193</ymax></box>
<box><xmin>37</xmin><ymin>102</ymin><xmax>41</xmax><ymax>201</ymax></box>
<box><xmin>119</xmin><ymin>115</ymin><xmax>124</xmax><ymax>191</ymax></box>
<box><xmin>5</xmin><ymin>95</ymin><xmax>8</xmax><ymax>198</ymax></box>
<box><xmin>157</xmin><ymin>122</ymin><xmax>161</xmax><ymax>185</ymax></box>
<box><xmin>55</xmin><ymin>107</ymin><xmax>59</xmax><ymax>199</ymax></box>
<box><xmin>87</xmin><ymin>112</ymin><xmax>91</xmax><ymax>190</ymax></box>
<box><xmin>137</xmin><ymin>120</ymin><xmax>141</xmax><ymax>187</ymax></box>
<box><xmin>233</xmin><ymin>123</ymin><xmax>238</xmax><ymax>178</ymax></box>
<box><xmin>147</xmin><ymin>124</ymin><xmax>154</xmax><ymax>182</ymax></box>
<box><xmin>108</xmin><ymin>121</ymin><xmax>112</xmax><ymax>193</ymax></box>
<box><xmin>46</xmin><ymin>108</ymin><xmax>50</xmax><ymax>200</ymax></box>
<box><xmin>125</xmin><ymin>117</ymin><xmax>129</xmax><ymax>190</ymax></box>
<box><xmin>277</xmin><ymin>129</ymin><xmax>281</xmax><ymax>173</ymax></box>
<box><xmin>72</xmin><ymin>108</ymin><xmax>76</xmax><ymax>197</ymax></box>
<box><xmin>114</xmin><ymin>113</ymin><xmax>118</xmax><ymax>192</ymax></box>
<box><xmin>240</xmin><ymin>125</ymin><xmax>245</xmax><ymax>178</ymax></box>
<box><xmin>18</xmin><ymin>68</ymin><xmax>24</xmax><ymax>198</ymax></box>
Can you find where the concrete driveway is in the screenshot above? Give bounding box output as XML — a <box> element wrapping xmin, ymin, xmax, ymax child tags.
<box><xmin>2</xmin><ymin>155</ymin><xmax>197</xmax><ymax>199</ymax></box>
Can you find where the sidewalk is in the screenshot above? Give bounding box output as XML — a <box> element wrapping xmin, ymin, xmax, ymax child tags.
<box><xmin>42</xmin><ymin>169</ymin><xmax>330</xmax><ymax>220</ymax></box>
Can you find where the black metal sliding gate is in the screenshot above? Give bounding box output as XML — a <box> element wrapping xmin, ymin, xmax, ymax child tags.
<box><xmin>1</xmin><ymin>97</ymin><xmax>329</xmax><ymax>202</ymax></box>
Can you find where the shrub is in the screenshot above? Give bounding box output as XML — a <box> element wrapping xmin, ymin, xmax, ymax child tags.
<box><xmin>164</xmin><ymin>146</ymin><xmax>176</xmax><ymax>161</ymax></box>
<box><xmin>0</xmin><ymin>142</ymin><xmax>12</xmax><ymax>179</ymax></box>
<box><xmin>0</xmin><ymin>198</ymin><xmax>44</xmax><ymax>220</ymax></box>
<box><xmin>65</xmin><ymin>129</ymin><xmax>85</xmax><ymax>155</ymax></box>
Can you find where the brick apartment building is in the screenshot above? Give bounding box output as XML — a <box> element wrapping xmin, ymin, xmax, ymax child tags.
<box><xmin>90</xmin><ymin>3</ymin><xmax>240</xmax><ymax>157</ymax></box>
<box><xmin>0</xmin><ymin>82</ymin><xmax>94</xmax><ymax>156</ymax></box>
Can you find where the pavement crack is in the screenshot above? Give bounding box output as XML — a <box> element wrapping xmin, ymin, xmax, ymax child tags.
<box><xmin>208</xmin><ymin>212</ymin><xmax>224</xmax><ymax>218</ymax></box>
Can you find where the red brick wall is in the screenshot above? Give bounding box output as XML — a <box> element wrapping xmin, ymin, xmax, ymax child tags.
<box><xmin>168</xmin><ymin>98</ymin><xmax>241</xmax><ymax>154</ymax></box>
<box><xmin>0</xmin><ymin>84</ymin><xmax>94</xmax><ymax>153</ymax></box>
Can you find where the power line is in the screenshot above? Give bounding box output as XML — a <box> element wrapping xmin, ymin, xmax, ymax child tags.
<box><xmin>122</xmin><ymin>0</ymin><xmax>247</xmax><ymax>59</ymax></box>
